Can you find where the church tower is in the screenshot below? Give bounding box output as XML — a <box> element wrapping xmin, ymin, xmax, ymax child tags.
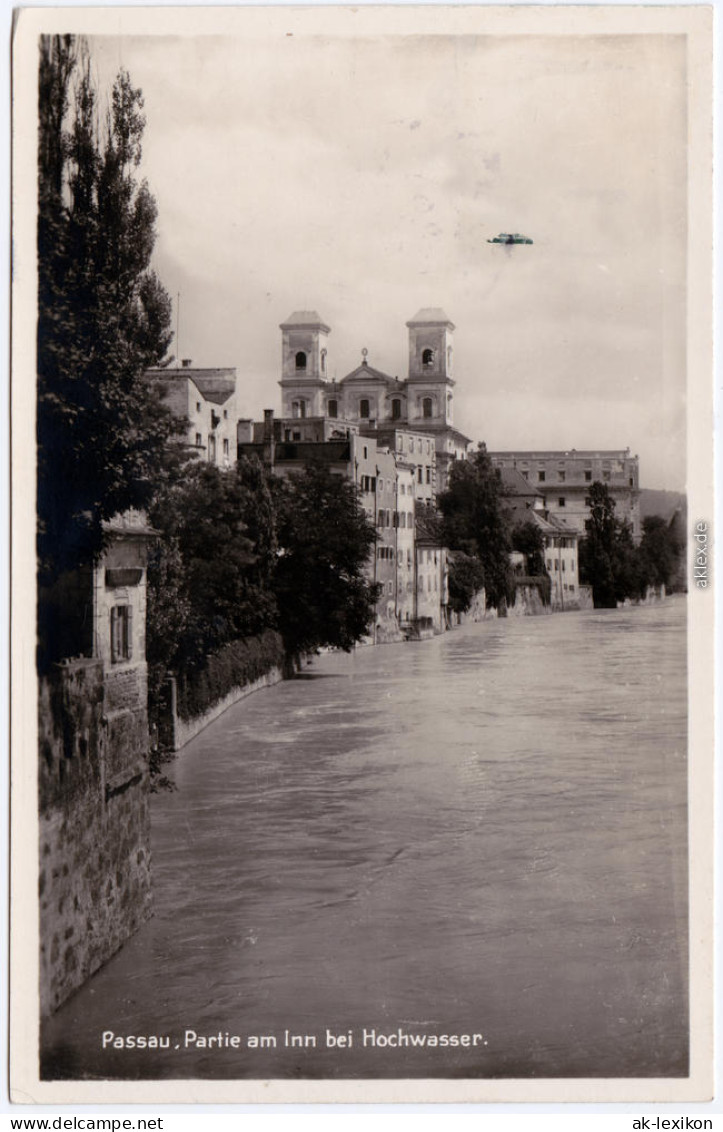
<box><xmin>279</xmin><ymin>310</ymin><xmax>331</xmax><ymax>419</ymax></box>
<box><xmin>406</xmin><ymin>308</ymin><xmax>455</xmax><ymax>427</ymax></box>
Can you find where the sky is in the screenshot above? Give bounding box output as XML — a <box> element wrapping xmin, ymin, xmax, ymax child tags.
<box><xmin>89</xmin><ymin>25</ymin><xmax>688</xmax><ymax>490</ymax></box>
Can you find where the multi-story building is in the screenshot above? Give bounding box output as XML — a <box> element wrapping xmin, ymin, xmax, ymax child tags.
<box><xmin>278</xmin><ymin>308</ymin><xmax>471</xmax><ymax>496</ymax></box>
<box><xmin>489</xmin><ymin>449</ymin><xmax>641</xmax><ymax>541</ymax></box>
<box><xmin>414</xmin><ymin>504</ymin><xmax>448</xmax><ymax>634</ymax></box>
<box><xmin>146</xmin><ymin>360</ymin><xmax>238</xmax><ymax>469</ymax></box>
<box><xmin>497</xmin><ymin>466</ymin><xmax>582</xmax><ymax>610</ymax></box>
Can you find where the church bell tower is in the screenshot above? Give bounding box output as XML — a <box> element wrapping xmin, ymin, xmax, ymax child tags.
<box><xmin>279</xmin><ymin>310</ymin><xmax>331</xmax><ymax>418</ymax></box>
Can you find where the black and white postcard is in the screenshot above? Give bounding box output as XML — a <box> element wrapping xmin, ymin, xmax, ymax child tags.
<box><xmin>10</xmin><ymin>4</ymin><xmax>715</xmax><ymax>1105</ymax></box>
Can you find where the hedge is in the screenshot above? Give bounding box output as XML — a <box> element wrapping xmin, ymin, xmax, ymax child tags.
<box><xmin>175</xmin><ymin>629</ymin><xmax>285</xmax><ymax>722</ymax></box>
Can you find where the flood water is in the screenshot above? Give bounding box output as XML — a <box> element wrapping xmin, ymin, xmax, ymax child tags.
<box><xmin>42</xmin><ymin>599</ymin><xmax>688</xmax><ymax>1080</ymax></box>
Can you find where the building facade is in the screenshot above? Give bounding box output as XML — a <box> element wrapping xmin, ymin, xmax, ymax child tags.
<box><xmin>489</xmin><ymin>449</ymin><xmax>641</xmax><ymax>541</ymax></box>
<box><xmin>147</xmin><ymin>361</ymin><xmax>238</xmax><ymax>469</ymax></box>
<box><xmin>278</xmin><ymin>309</ymin><xmax>471</xmax><ymax>496</ymax></box>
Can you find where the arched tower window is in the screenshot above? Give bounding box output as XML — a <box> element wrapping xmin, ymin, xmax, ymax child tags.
<box><xmin>391</xmin><ymin>398</ymin><xmax>402</xmax><ymax>420</ymax></box>
<box><xmin>360</xmin><ymin>399</ymin><xmax>370</xmax><ymax>419</ymax></box>
<box><xmin>292</xmin><ymin>401</ymin><xmax>300</xmax><ymax>419</ymax></box>
<box><xmin>447</xmin><ymin>346</ymin><xmax>453</xmax><ymax>370</ymax></box>
<box><xmin>328</xmin><ymin>399</ymin><xmax>338</xmax><ymax>419</ymax></box>
<box><xmin>422</xmin><ymin>348</ymin><xmax>434</xmax><ymax>368</ymax></box>
<box><xmin>423</xmin><ymin>397</ymin><xmax>433</xmax><ymax>419</ymax></box>
<box><xmin>299</xmin><ymin>400</ymin><xmax>307</xmax><ymax>419</ymax></box>
<box><xmin>320</xmin><ymin>349</ymin><xmax>327</xmax><ymax>375</ymax></box>
<box><xmin>295</xmin><ymin>351</ymin><xmax>307</xmax><ymax>370</ymax></box>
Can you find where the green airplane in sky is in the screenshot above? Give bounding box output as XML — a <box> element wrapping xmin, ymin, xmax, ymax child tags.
<box><xmin>487</xmin><ymin>233</ymin><xmax>534</xmax><ymax>245</ymax></box>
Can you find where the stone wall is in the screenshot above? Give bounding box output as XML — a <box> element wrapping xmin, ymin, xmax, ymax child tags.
<box><xmin>159</xmin><ymin>666</ymin><xmax>284</xmax><ymax>752</ymax></box>
<box><xmin>38</xmin><ymin>659</ymin><xmax>152</xmax><ymax>1017</ymax></box>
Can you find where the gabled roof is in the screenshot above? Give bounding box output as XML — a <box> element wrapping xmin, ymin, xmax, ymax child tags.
<box><xmin>280</xmin><ymin>310</ymin><xmax>331</xmax><ymax>333</ymax></box>
<box><xmin>406</xmin><ymin>307</ymin><xmax>455</xmax><ymax>329</ymax></box>
<box><xmin>498</xmin><ymin>466</ymin><xmax>544</xmax><ymax>497</ymax></box>
<box><xmin>340</xmin><ymin>362</ymin><xmax>396</xmax><ymax>385</ymax></box>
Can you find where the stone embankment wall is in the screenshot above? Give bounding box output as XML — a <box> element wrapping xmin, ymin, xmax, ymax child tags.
<box><xmin>159</xmin><ymin>666</ymin><xmax>284</xmax><ymax>752</ymax></box>
<box><xmin>38</xmin><ymin>659</ymin><xmax>152</xmax><ymax>1017</ymax></box>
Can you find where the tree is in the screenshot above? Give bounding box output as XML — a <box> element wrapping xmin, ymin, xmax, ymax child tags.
<box><xmin>446</xmin><ymin>552</ymin><xmax>486</xmax><ymax>615</ymax></box>
<box><xmin>637</xmin><ymin>515</ymin><xmax>683</xmax><ymax>592</ymax></box>
<box><xmin>579</xmin><ymin>482</ymin><xmax>641</xmax><ymax>607</ymax></box>
<box><xmin>272</xmin><ymin>462</ymin><xmax>380</xmax><ymax>659</ymax></box>
<box><xmin>147</xmin><ymin>457</ymin><xmax>279</xmax><ymax>673</ymax></box>
<box><xmin>438</xmin><ymin>444</ymin><xmax>515</xmax><ymax>611</ymax></box>
<box><xmin>510</xmin><ymin>519</ymin><xmax>547</xmax><ymax>577</ymax></box>
<box><xmin>37</xmin><ymin>36</ymin><xmax>176</xmax><ymax>586</ymax></box>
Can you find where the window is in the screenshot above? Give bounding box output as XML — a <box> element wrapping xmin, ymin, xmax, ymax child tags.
<box><xmin>422</xmin><ymin>348</ymin><xmax>434</xmax><ymax>367</ymax></box>
<box><xmin>295</xmin><ymin>351</ymin><xmax>307</xmax><ymax>370</ymax></box>
<box><xmin>423</xmin><ymin>397</ymin><xmax>433</xmax><ymax>418</ymax></box>
<box><xmin>363</xmin><ymin>446</ymin><xmax>368</xmax><ymax>459</ymax></box>
<box><xmin>400</xmin><ymin>513</ymin><xmax>406</xmax><ymax>528</ymax></box>
<box><xmin>328</xmin><ymin>399</ymin><xmax>338</xmax><ymax>419</ymax></box>
<box><xmin>195</xmin><ymin>432</ymin><xmax>202</xmax><ymax>447</ymax></box>
<box><xmin>299</xmin><ymin>401</ymin><xmax>307</xmax><ymax>419</ymax></box>
<box><xmin>417</xmin><ymin>468</ymin><xmax>423</xmax><ymax>483</ymax></box>
<box><xmin>223</xmin><ymin>410</ymin><xmax>228</xmax><ymax>419</ymax></box>
<box><xmin>522</xmin><ymin>471</ymin><xmax>529</xmax><ymax>480</ymax></box>
<box><xmin>320</xmin><ymin>348</ymin><xmax>327</xmax><ymax>374</ymax></box>
<box><xmin>629</xmin><ymin>477</ymin><xmax>634</xmax><ymax>487</ymax></box>
<box><xmin>410</xmin><ymin>439</ymin><xmax>415</xmax><ymax>454</ymax></box>
<box><xmin>562</xmin><ymin>560</ymin><xmax>566</xmax><ymax>571</ymax></box>
<box><xmin>208</xmin><ymin>435</ymin><xmax>216</xmax><ymax>462</ymax></box>
<box><xmin>585</xmin><ymin>470</ymin><xmax>592</xmax><ymax>482</ymax></box>
<box><xmin>538</xmin><ymin>471</ymin><xmax>546</xmax><ymax>482</ymax></box>
<box><xmin>196</xmin><ymin>402</ymin><xmax>201</xmax><ymax>412</ymax></box>
<box><xmin>426</xmin><ymin>466</ymin><xmax>431</xmax><ymax>484</ymax></box>
<box><xmin>292</xmin><ymin>431</ymin><xmax>301</xmax><ymax>441</ymax></box>
<box><xmin>558</xmin><ymin>497</ymin><xmax>566</xmax><ymax>507</ymax></box>
<box><xmin>388</xmin><ymin>582</ymin><xmax>393</xmax><ymax>596</ymax></box>
<box><xmin>392</xmin><ymin>398</ymin><xmax>402</xmax><ymax>420</ymax></box>
<box><xmin>558</xmin><ymin>471</ymin><xmax>566</xmax><ymax>482</ymax></box>
<box><xmin>447</xmin><ymin>347</ymin><xmax>453</xmax><ymax>369</ymax></box>
<box><xmin>603</xmin><ymin>471</ymin><xmax>611</xmax><ymax>481</ymax></box>
<box><xmin>360</xmin><ymin>399</ymin><xmax>370</xmax><ymax>419</ymax></box>
<box><xmin>400</xmin><ymin>483</ymin><xmax>405</xmax><ymax>496</ymax></box>
<box><xmin>223</xmin><ymin>439</ymin><xmax>229</xmax><ymax>457</ymax></box>
<box><xmin>377</xmin><ymin>513</ymin><xmax>385</xmax><ymax>529</ymax></box>
<box><xmin>110</xmin><ymin>606</ymin><xmax>132</xmax><ymax>663</ymax></box>
<box><xmin>546</xmin><ymin>559</ymin><xmax>552</xmax><ymax>570</ymax></box>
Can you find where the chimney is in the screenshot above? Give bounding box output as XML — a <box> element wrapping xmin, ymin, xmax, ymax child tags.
<box><xmin>262</xmin><ymin>409</ymin><xmax>276</xmax><ymax>471</ymax></box>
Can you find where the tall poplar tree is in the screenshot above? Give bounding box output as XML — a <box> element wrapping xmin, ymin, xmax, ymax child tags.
<box><xmin>37</xmin><ymin>35</ymin><xmax>176</xmax><ymax>587</ymax></box>
<box><xmin>438</xmin><ymin>444</ymin><xmax>515</xmax><ymax>611</ymax></box>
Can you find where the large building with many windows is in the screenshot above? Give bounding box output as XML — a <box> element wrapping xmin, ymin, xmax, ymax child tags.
<box><xmin>278</xmin><ymin>308</ymin><xmax>471</xmax><ymax>498</ymax></box>
<box><xmin>488</xmin><ymin>449</ymin><xmax>641</xmax><ymax>541</ymax></box>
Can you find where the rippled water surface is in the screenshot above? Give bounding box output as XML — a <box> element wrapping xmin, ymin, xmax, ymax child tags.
<box><xmin>42</xmin><ymin>600</ymin><xmax>688</xmax><ymax>1079</ymax></box>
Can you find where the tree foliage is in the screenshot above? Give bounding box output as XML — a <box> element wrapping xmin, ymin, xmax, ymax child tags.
<box><xmin>446</xmin><ymin>552</ymin><xmax>486</xmax><ymax>615</ymax></box>
<box><xmin>578</xmin><ymin>482</ymin><xmax>642</xmax><ymax>607</ymax></box>
<box><xmin>38</xmin><ymin>36</ymin><xmax>176</xmax><ymax>583</ymax></box>
<box><xmin>638</xmin><ymin>515</ymin><xmax>684</xmax><ymax>591</ymax></box>
<box><xmin>147</xmin><ymin>457</ymin><xmax>279</xmax><ymax>682</ymax></box>
<box><xmin>272</xmin><ymin>462</ymin><xmax>380</xmax><ymax>658</ymax></box>
<box><xmin>510</xmin><ymin>519</ymin><xmax>547</xmax><ymax>577</ymax></box>
<box><xmin>438</xmin><ymin>445</ymin><xmax>514</xmax><ymax>610</ymax></box>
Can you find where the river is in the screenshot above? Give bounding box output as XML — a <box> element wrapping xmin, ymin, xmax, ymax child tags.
<box><xmin>41</xmin><ymin>599</ymin><xmax>688</xmax><ymax>1080</ymax></box>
